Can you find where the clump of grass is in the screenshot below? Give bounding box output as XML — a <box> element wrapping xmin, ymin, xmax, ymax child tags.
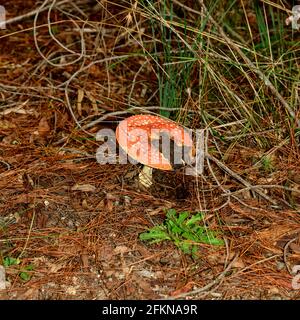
<box><xmin>140</xmin><ymin>208</ymin><xmax>224</xmax><ymax>258</ymax></box>
<box><xmin>140</xmin><ymin>0</ymin><xmax>199</xmax><ymax>120</ymax></box>
<box><xmin>137</xmin><ymin>0</ymin><xmax>299</xmax><ymax>143</ymax></box>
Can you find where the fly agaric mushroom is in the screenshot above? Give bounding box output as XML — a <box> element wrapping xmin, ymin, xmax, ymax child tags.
<box><xmin>115</xmin><ymin>114</ymin><xmax>194</xmax><ymax>173</ymax></box>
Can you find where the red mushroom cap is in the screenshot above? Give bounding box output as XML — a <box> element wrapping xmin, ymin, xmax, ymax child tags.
<box><xmin>116</xmin><ymin>115</ymin><xmax>193</xmax><ymax>170</ymax></box>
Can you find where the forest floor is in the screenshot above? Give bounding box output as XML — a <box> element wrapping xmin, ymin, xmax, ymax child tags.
<box><xmin>0</xmin><ymin>0</ymin><xmax>300</xmax><ymax>300</ymax></box>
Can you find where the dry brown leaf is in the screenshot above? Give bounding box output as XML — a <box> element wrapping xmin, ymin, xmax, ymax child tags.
<box><xmin>49</xmin><ymin>262</ymin><xmax>66</xmax><ymax>273</ymax></box>
<box><xmin>247</xmin><ymin>12</ymin><xmax>257</xmax><ymax>25</ymax></box>
<box><xmin>170</xmin><ymin>281</ymin><xmax>194</xmax><ymax>296</ymax></box>
<box><xmin>81</xmin><ymin>251</ymin><xmax>89</xmax><ymax>268</ymax></box>
<box><xmin>36</xmin><ymin>212</ymin><xmax>48</xmax><ymax>228</ymax></box>
<box><xmin>38</xmin><ymin>117</ymin><xmax>51</xmax><ymax>137</ymax></box>
<box><xmin>207</xmin><ymin>251</ymin><xmax>245</xmax><ymax>268</ymax></box>
<box><xmin>88</xmin><ymin>64</ymin><xmax>103</xmax><ymax>78</ymax></box>
<box><xmin>136</xmin><ymin>244</ymin><xmax>152</xmax><ymax>258</ymax></box>
<box><xmin>82</xmin><ymin>199</ymin><xmax>90</xmax><ymax>209</ymax></box>
<box><xmin>231</xmin><ymin>257</ymin><xmax>245</xmax><ymax>269</ymax></box>
<box><xmin>2</xmin><ymin>132</ymin><xmax>18</xmax><ymax>144</ymax></box>
<box><xmin>107</xmin><ymin>199</ymin><xmax>114</xmax><ymax>212</ymax></box>
<box><xmin>105</xmin><ymin>193</ymin><xmax>118</xmax><ymax>212</ymax></box>
<box><xmin>98</xmin><ymin>245</ymin><xmax>114</xmax><ymax>261</ymax></box>
<box><xmin>0</xmin><ymin>119</ymin><xmax>16</xmax><ymax>129</ymax></box>
<box><xmin>290</xmin><ymin>243</ymin><xmax>300</xmax><ymax>254</ymax></box>
<box><xmin>131</xmin><ymin>274</ymin><xmax>153</xmax><ymax>294</ymax></box>
<box><xmin>56</xmin><ymin>112</ymin><xmax>69</xmax><ymax>129</ymax></box>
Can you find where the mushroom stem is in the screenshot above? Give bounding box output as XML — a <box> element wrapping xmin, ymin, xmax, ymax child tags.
<box><xmin>138</xmin><ymin>165</ymin><xmax>153</xmax><ymax>188</ymax></box>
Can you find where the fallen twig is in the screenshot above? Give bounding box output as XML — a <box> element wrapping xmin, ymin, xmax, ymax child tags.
<box><xmin>283</xmin><ymin>237</ymin><xmax>298</xmax><ymax>274</ymax></box>
<box><xmin>167</xmin><ymin>252</ymin><xmax>240</xmax><ymax>299</ymax></box>
<box><xmin>206</xmin><ymin>153</ymin><xmax>278</xmax><ymax>205</ymax></box>
<box><xmin>4</xmin><ymin>0</ymin><xmax>72</xmax><ymax>26</ymax></box>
